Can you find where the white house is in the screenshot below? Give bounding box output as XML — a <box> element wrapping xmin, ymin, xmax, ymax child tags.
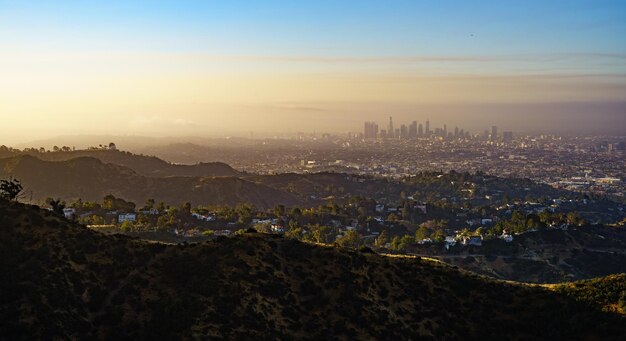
<box><xmin>192</xmin><ymin>212</ymin><xmax>216</xmax><ymax>222</ymax></box>
<box><xmin>118</xmin><ymin>213</ymin><xmax>137</xmax><ymax>223</ymax></box>
<box><xmin>63</xmin><ymin>208</ymin><xmax>76</xmax><ymax>219</ymax></box>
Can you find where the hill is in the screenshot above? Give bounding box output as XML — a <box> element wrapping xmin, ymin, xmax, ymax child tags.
<box><xmin>0</xmin><ymin>155</ymin><xmax>299</xmax><ymax>209</ymax></box>
<box><xmin>1</xmin><ymin>201</ymin><xmax>625</xmax><ymax>339</ymax></box>
<box><xmin>435</xmin><ymin>226</ymin><xmax>626</xmax><ymax>283</ymax></box>
<box><xmin>0</xmin><ymin>148</ymin><xmax>240</xmax><ymax>177</ymax></box>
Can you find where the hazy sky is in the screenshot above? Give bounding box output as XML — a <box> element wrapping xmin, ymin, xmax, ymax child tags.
<box><xmin>1</xmin><ymin>1</ymin><xmax>625</xmax><ymax>143</ymax></box>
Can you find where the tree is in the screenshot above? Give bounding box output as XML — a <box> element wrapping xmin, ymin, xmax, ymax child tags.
<box><xmin>618</xmin><ymin>291</ymin><xmax>626</xmax><ymax>312</ymax></box>
<box><xmin>90</xmin><ymin>215</ymin><xmax>105</xmax><ymax>225</ymax></box>
<box><xmin>397</xmin><ymin>235</ymin><xmax>415</xmax><ymax>251</ymax></box>
<box><xmin>391</xmin><ymin>236</ymin><xmax>401</xmax><ymax>250</ymax></box>
<box><xmin>181</xmin><ymin>202</ymin><xmax>192</xmax><ymax>215</ymax></box>
<box><xmin>120</xmin><ymin>220</ymin><xmax>134</xmax><ymax>232</ymax></box>
<box><xmin>375</xmin><ymin>230</ymin><xmax>389</xmax><ymax>248</ymax></box>
<box><xmin>0</xmin><ymin>178</ymin><xmax>23</xmax><ymax>201</ymax></box>
<box><xmin>357</xmin><ymin>206</ymin><xmax>369</xmax><ymax>220</ymax></box>
<box><xmin>290</xmin><ymin>207</ymin><xmax>302</xmax><ymax>217</ymax></box>
<box><xmin>387</xmin><ymin>213</ymin><xmax>399</xmax><ymax>222</ymax></box>
<box><xmin>254</xmin><ymin>222</ymin><xmax>272</xmax><ymax>233</ymax></box>
<box><xmin>136</xmin><ymin>214</ymin><xmax>149</xmax><ymax>227</ymax></box>
<box><xmin>273</xmin><ymin>204</ymin><xmax>285</xmax><ymax>217</ymax></box>
<box><xmin>102</xmin><ymin>194</ymin><xmax>116</xmax><ymax>210</ymax></box>
<box><xmin>566</xmin><ymin>212</ymin><xmax>584</xmax><ymax>226</ymax></box>
<box><xmin>311</xmin><ymin>225</ymin><xmax>333</xmax><ymax>244</ymax></box>
<box><xmin>48</xmin><ymin>198</ymin><xmax>66</xmax><ymax>215</ymax></box>
<box><xmin>144</xmin><ymin>198</ymin><xmax>155</xmax><ymax>210</ymax></box>
<box><xmin>415</xmin><ymin>226</ymin><xmax>431</xmax><ymax>241</ymax></box>
<box><xmin>285</xmin><ymin>227</ymin><xmax>303</xmax><ymax>239</ymax></box>
<box><xmin>526</xmin><ymin>213</ymin><xmax>543</xmax><ymax>230</ymax></box>
<box><xmin>335</xmin><ymin>230</ymin><xmax>361</xmax><ymax>248</ymax></box>
<box><xmin>156</xmin><ymin>215</ymin><xmax>169</xmax><ymax>231</ymax></box>
<box><xmin>431</xmin><ymin>229</ymin><xmax>446</xmax><ymax>243</ymax></box>
<box><xmin>401</xmin><ymin>203</ymin><xmax>410</xmax><ymax>221</ymax></box>
<box><xmin>71</xmin><ymin>198</ymin><xmax>84</xmax><ymax>209</ymax></box>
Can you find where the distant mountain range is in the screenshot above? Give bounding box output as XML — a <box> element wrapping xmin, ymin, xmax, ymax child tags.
<box><xmin>0</xmin><ymin>155</ymin><xmax>299</xmax><ymax>209</ymax></box>
<box><xmin>0</xmin><ymin>149</ymin><xmax>241</xmax><ymax>178</ymax></box>
<box><xmin>0</xmin><ymin>147</ymin><xmax>594</xmax><ymax>211</ymax></box>
<box><xmin>1</xmin><ymin>201</ymin><xmax>624</xmax><ymax>339</ymax></box>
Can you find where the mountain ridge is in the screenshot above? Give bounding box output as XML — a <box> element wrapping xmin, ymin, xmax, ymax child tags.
<box><xmin>0</xmin><ymin>155</ymin><xmax>300</xmax><ymax>209</ymax></box>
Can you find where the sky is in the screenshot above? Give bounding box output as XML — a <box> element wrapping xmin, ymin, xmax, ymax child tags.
<box><xmin>1</xmin><ymin>1</ymin><xmax>625</xmax><ymax>144</ymax></box>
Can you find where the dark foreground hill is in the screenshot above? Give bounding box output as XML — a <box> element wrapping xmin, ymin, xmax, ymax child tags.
<box><xmin>1</xmin><ymin>202</ymin><xmax>625</xmax><ymax>340</ymax></box>
<box><xmin>0</xmin><ymin>155</ymin><xmax>300</xmax><ymax>209</ymax></box>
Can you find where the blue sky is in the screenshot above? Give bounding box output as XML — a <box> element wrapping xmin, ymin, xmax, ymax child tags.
<box><xmin>2</xmin><ymin>0</ymin><xmax>625</xmax><ymax>56</ymax></box>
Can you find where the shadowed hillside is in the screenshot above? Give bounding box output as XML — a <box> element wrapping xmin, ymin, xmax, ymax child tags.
<box><xmin>1</xmin><ymin>201</ymin><xmax>625</xmax><ymax>340</ymax></box>
<box><xmin>436</xmin><ymin>226</ymin><xmax>626</xmax><ymax>283</ymax></box>
<box><xmin>0</xmin><ymin>149</ymin><xmax>241</xmax><ymax>177</ymax></box>
<box><xmin>0</xmin><ymin>155</ymin><xmax>300</xmax><ymax>209</ymax></box>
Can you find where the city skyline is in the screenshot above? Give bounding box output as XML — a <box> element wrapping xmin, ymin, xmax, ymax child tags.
<box><xmin>363</xmin><ymin>118</ymin><xmax>511</xmax><ymax>141</ymax></box>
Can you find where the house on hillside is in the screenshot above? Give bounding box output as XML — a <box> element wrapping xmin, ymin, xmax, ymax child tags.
<box><xmin>118</xmin><ymin>213</ymin><xmax>137</xmax><ymax>223</ymax></box>
<box><xmin>500</xmin><ymin>233</ymin><xmax>514</xmax><ymax>242</ymax></box>
<box><xmin>461</xmin><ymin>236</ymin><xmax>482</xmax><ymax>247</ymax></box>
<box><xmin>271</xmin><ymin>225</ymin><xmax>285</xmax><ymax>233</ymax></box>
<box><xmin>444</xmin><ymin>236</ymin><xmax>457</xmax><ymax>250</ymax></box>
<box><xmin>63</xmin><ymin>208</ymin><xmax>76</xmax><ymax>219</ymax></box>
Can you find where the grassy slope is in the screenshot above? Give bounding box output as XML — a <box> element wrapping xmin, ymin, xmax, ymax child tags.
<box><xmin>1</xmin><ymin>201</ymin><xmax>625</xmax><ymax>340</ymax></box>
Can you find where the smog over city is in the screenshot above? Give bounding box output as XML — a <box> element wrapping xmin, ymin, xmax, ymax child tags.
<box><xmin>1</xmin><ymin>1</ymin><xmax>625</xmax><ymax>339</ymax></box>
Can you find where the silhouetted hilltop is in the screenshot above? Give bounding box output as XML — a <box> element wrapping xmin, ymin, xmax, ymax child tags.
<box><xmin>0</xmin><ymin>155</ymin><xmax>298</xmax><ymax>209</ymax></box>
<box><xmin>1</xmin><ymin>149</ymin><xmax>240</xmax><ymax>177</ymax></box>
<box><xmin>1</xmin><ymin>201</ymin><xmax>624</xmax><ymax>339</ymax></box>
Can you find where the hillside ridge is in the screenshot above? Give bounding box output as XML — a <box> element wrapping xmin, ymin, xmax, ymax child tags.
<box><xmin>1</xmin><ymin>201</ymin><xmax>625</xmax><ymax>339</ymax></box>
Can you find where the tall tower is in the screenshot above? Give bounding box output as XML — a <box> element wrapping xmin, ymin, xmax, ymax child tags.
<box><xmin>491</xmin><ymin>125</ymin><xmax>498</xmax><ymax>141</ymax></box>
<box><xmin>409</xmin><ymin>121</ymin><xmax>417</xmax><ymax>139</ymax></box>
<box><xmin>388</xmin><ymin>116</ymin><xmax>394</xmax><ymax>139</ymax></box>
<box><xmin>425</xmin><ymin>120</ymin><xmax>430</xmax><ymax>136</ymax></box>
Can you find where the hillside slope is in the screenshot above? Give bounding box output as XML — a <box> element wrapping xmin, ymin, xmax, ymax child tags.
<box><xmin>0</xmin><ymin>149</ymin><xmax>240</xmax><ymax>177</ymax></box>
<box><xmin>437</xmin><ymin>227</ymin><xmax>626</xmax><ymax>283</ymax></box>
<box><xmin>0</xmin><ymin>155</ymin><xmax>300</xmax><ymax>209</ymax></box>
<box><xmin>1</xmin><ymin>201</ymin><xmax>625</xmax><ymax>340</ymax></box>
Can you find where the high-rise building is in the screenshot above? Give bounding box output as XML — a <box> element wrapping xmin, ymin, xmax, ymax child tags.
<box><xmin>388</xmin><ymin>116</ymin><xmax>395</xmax><ymax>139</ymax></box>
<box><xmin>409</xmin><ymin>121</ymin><xmax>417</xmax><ymax>139</ymax></box>
<box><xmin>363</xmin><ymin>121</ymin><xmax>378</xmax><ymax>139</ymax></box>
<box><xmin>503</xmin><ymin>131</ymin><xmax>513</xmax><ymax>143</ymax></box>
<box><xmin>418</xmin><ymin>123</ymin><xmax>424</xmax><ymax>137</ymax></box>
<box><xmin>454</xmin><ymin>126</ymin><xmax>459</xmax><ymax>138</ymax></box>
<box><xmin>425</xmin><ymin>120</ymin><xmax>430</xmax><ymax>136</ymax></box>
<box><xmin>400</xmin><ymin>124</ymin><xmax>408</xmax><ymax>139</ymax></box>
<box><xmin>491</xmin><ymin>125</ymin><xmax>498</xmax><ymax>141</ymax></box>
<box><xmin>443</xmin><ymin>124</ymin><xmax>448</xmax><ymax>139</ymax></box>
